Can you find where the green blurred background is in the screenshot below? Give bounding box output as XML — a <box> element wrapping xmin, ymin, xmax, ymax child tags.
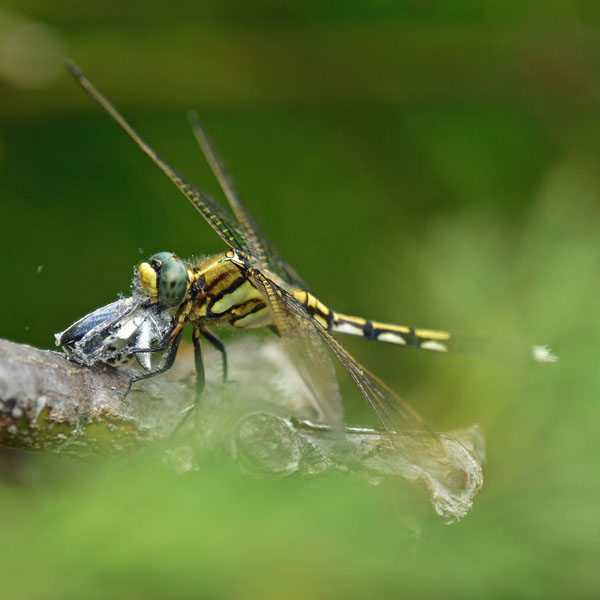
<box><xmin>1</xmin><ymin>1</ymin><xmax>599</xmax><ymax>598</ymax></box>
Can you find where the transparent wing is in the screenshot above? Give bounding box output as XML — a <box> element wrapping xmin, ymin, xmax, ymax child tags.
<box><xmin>248</xmin><ymin>272</ymin><xmax>484</xmax><ymax>521</ymax></box>
<box><xmin>66</xmin><ymin>61</ymin><xmax>250</xmax><ymax>255</ymax></box>
<box><xmin>188</xmin><ymin>112</ymin><xmax>310</xmax><ymax>290</ymax></box>
<box><xmin>250</xmin><ymin>270</ymin><xmax>428</xmax><ymax>434</ymax></box>
<box><xmin>250</xmin><ymin>270</ymin><xmax>343</xmax><ymax>426</ymax></box>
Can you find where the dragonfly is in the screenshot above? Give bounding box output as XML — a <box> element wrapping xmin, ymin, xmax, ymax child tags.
<box><xmin>56</xmin><ymin>62</ymin><xmax>556</xmax><ymax>440</ymax></box>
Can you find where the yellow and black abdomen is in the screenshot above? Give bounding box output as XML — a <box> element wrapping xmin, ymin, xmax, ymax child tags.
<box><xmin>292</xmin><ymin>289</ymin><xmax>451</xmax><ymax>353</ymax></box>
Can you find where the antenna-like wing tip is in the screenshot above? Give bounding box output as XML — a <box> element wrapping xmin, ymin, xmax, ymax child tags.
<box><xmin>187</xmin><ymin>109</ymin><xmax>200</xmax><ymax>124</ymax></box>
<box><xmin>532</xmin><ymin>345</ymin><xmax>558</xmax><ymax>364</ymax></box>
<box><xmin>64</xmin><ymin>58</ymin><xmax>83</xmax><ymax>80</ymax></box>
<box><xmin>187</xmin><ymin>110</ymin><xmax>208</xmax><ymax>137</ymax></box>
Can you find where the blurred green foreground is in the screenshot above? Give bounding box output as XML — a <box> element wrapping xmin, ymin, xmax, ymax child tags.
<box><xmin>1</xmin><ymin>2</ymin><xmax>600</xmax><ymax>598</ymax></box>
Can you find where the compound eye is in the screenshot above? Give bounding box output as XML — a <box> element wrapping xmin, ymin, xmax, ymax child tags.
<box><xmin>158</xmin><ymin>260</ymin><xmax>188</xmax><ymax>306</ymax></box>
<box><xmin>150</xmin><ymin>251</ymin><xmax>174</xmax><ymax>269</ymax></box>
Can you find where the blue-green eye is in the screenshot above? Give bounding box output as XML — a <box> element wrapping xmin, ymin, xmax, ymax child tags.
<box><xmin>158</xmin><ymin>260</ymin><xmax>188</xmax><ymax>306</ymax></box>
<box><xmin>150</xmin><ymin>251</ymin><xmax>174</xmax><ymax>263</ymax></box>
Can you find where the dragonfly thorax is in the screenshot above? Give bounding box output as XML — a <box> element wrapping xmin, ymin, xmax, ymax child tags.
<box><xmin>137</xmin><ymin>251</ymin><xmax>190</xmax><ymax>307</ymax></box>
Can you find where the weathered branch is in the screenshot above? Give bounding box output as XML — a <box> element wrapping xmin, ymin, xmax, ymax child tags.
<box><xmin>0</xmin><ymin>338</ymin><xmax>195</xmax><ymax>455</ymax></box>
<box><xmin>0</xmin><ymin>337</ymin><xmax>484</xmax><ymax>521</ymax></box>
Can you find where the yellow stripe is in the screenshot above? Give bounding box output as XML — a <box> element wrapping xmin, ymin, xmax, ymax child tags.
<box><xmin>294</xmin><ymin>290</ymin><xmax>308</xmax><ymax>304</ymax></box>
<box><xmin>372</xmin><ymin>321</ymin><xmax>409</xmax><ymax>334</ymax></box>
<box><xmin>313</xmin><ymin>314</ymin><xmax>328</xmax><ymax>329</ymax></box>
<box><xmin>301</xmin><ymin>292</ymin><xmax>331</xmax><ymax>318</ymax></box>
<box><xmin>415</xmin><ymin>328</ymin><xmax>451</xmax><ymax>340</ymax></box>
<box><xmin>211</xmin><ymin>280</ymin><xmax>259</xmax><ymax>314</ymax></box>
<box><xmin>337</xmin><ymin>313</ymin><xmax>367</xmax><ymax>326</ymax></box>
<box><xmin>315</xmin><ymin>299</ymin><xmax>330</xmax><ymax>315</ymax></box>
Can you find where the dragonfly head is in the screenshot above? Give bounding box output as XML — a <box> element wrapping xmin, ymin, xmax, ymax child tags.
<box><xmin>137</xmin><ymin>252</ymin><xmax>189</xmax><ymax>307</ymax></box>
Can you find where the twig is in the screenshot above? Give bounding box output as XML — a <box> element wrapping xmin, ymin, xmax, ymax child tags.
<box><xmin>0</xmin><ymin>338</ymin><xmax>192</xmax><ymax>456</ymax></box>
<box><xmin>0</xmin><ymin>337</ymin><xmax>484</xmax><ymax>521</ymax></box>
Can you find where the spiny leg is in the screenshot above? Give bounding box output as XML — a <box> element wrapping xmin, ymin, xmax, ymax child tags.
<box><xmin>172</xmin><ymin>324</ymin><xmax>206</xmax><ymax>435</ymax></box>
<box><xmin>192</xmin><ymin>324</ymin><xmax>206</xmax><ymax>396</ymax></box>
<box><xmin>200</xmin><ymin>327</ymin><xmax>228</xmax><ymax>383</ymax></box>
<box><xmin>124</xmin><ymin>321</ymin><xmax>182</xmax><ymax>358</ymax></box>
<box><xmin>124</xmin><ymin>327</ymin><xmax>183</xmax><ymax>397</ymax></box>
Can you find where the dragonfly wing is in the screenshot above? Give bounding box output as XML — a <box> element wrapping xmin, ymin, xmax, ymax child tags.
<box><xmin>251</xmin><ymin>270</ymin><xmax>485</xmax><ymax>520</ymax></box>
<box><xmin>250</xmin><ymin>270</ymin><xmax>343</xmax><ymax>426</ymax></box>
<box><xmin>66</xmin><ymin>61</ymin><xmax>249</xmax><ymax>255</ymax></box>
<box><xmin>188</xmin><ymin>113</ymin><xmax>310</xmax><ymax>290</ymax></box>
<box><xmin>251</xmin><ymin>270</ymin><xmax>431</xmax><ymax>433</ymax></box>
<box><xmin>317</xmin><ymin>327</ymin><xmax>429</xmax><ymax>434</ymax></box>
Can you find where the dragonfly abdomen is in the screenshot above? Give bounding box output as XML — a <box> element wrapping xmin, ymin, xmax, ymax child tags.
<box><xmin>292</xmin><ymin>290</ymin><xmax>451</xmax><ymax>353</ymax></box>
<box><xmin>332</xmin><ymin>313</ymin><xmax>451</xmax><ymax>353</ymax></box>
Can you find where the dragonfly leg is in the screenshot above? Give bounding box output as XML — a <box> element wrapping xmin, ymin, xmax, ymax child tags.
<box><xmin>200</xmin><ymin>327</ymin><xmax>228</xmax><ymax>383</ymax></box>
<box><xmin>123</xmin><ymin>327</ymin><xmax>183</xmax><ymax>398</ymax></box>
<box><xmin>192</xmin><ymin>324</ymin><xmax>206</xmax><ymax>395</ymax></box>
<box><xmin>171</xmin><ymin>324</ymin><xmax>206</xmax><ymax>435</ymax></box>
<box><xmin>121</xmin><ymin>321</ymin><xmax>181</xmax><ymax>358</ymax></box>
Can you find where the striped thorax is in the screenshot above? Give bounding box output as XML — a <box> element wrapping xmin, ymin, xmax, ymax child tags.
<box><xmin>137</xmin><ymin>249</ymin><xmax>270</xmax><ymax>330</ymax></box>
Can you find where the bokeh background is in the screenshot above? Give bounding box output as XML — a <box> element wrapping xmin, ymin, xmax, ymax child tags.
<box><xmin>1</xmin><ymin>1</ymin><xmax>599</xmax><ymax>598</ymax></box>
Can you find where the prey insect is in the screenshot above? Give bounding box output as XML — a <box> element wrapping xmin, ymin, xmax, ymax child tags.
<box><xmin>56</xmin><ymin>62</ymin><xmax>556</xmax><ymax>440</ymax></box>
